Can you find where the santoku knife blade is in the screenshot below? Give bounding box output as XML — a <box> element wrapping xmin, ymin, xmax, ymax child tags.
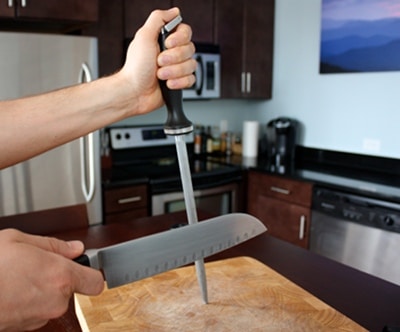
<box><xmin>75</xmin><ymin>213</ymin><xmax>266</xmax><ymax>289</ymax></box>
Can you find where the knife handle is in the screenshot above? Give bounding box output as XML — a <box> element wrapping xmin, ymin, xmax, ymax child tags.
<box><xmin>73</xmin><ymin>249</ymin><xmax>100</xmax><ymax>269</ymax></box>
<box><xmin>158</xmin><ymin>15</ymin><xmax>193</xmax><ymax>136</ymax></box>
<box><xmin>74</xmin><ymin>254</ymin><xmax>90</xmax><ymax>267</ymax></box>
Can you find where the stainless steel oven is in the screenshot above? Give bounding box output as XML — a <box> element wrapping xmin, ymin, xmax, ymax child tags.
<box><xmin>152</xmin><ymin>182</ymin><xmax>238</xmax><ymax>216</ymax></box>
<box><xmin>106</xmin><ymin>125</ymin><xmax>242</xmax><ymax>217</ymax></box>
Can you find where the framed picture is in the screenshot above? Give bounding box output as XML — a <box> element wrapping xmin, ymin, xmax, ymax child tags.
<box><xmin>320</xmin><ymin>0</ymin><xmax>400</xmax><ymax>74</ymax></box>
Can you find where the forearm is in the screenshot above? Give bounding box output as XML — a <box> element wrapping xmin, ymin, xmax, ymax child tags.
<box><xmin>0</xmin><ymin>73</ymin><xmax>141</xmax><ymax>169</ymax></box>
<box><xmin>0</xmin><ymin>8</ymin><xmax>195</xmax><ymax>170</ymax></box>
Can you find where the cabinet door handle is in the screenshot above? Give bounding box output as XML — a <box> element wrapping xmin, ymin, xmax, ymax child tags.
<box><xmin>241</xmin><ymin>72</ymin><xmax>246</xmax><ymax>93</ymax></box>
<box><xmin>299</xmin><ymin>215</ymin><xmax>306</xmax><ymax>240</ymax></box>
<box><xmin>246</xmin><ymin>72</ymin><xmax>251</xmax><ymax>93</ymax></box>
<box><xmin>118</xmin><ymin>196</ymin><xmax>142</xmax><ymax>204</ymax></box>
<box><xmin>8</xmin><ymin>0</ymin><xmax>13</xmax><ymax>7</ymax></box>
<box><xmin>270</xmin><ymin>186</ymin><xmax>290</xmax><ymax>195</ymax></box>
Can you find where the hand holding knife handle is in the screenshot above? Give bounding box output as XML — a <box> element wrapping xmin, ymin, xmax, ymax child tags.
<box><xmin>158</xmin><ymin>15</ymin><xmax>193</xmax><ymax>135</ymax></box>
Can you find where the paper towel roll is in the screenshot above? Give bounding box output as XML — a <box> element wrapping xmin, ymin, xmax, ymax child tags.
<box><xmin>242</xmin><ymin>121</ymin><xmax>259</xmax><ymax>157</ymax></box>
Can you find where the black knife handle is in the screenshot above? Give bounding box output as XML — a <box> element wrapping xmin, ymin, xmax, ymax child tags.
<box><xmin>158</xmin><ymin>15</ymin><xmax>193</xmax><ymax>136</ymax></box>
<box><xmin>73</xmin><ymin>254</ymin><xmax>90</xmax><ymax>267</ymax></box>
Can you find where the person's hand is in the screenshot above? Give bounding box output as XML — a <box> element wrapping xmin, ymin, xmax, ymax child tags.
<box><xmin>0</xmin><ymin>229</ymin><xmax>104</xmax><ymax>331</ymax></box>
<box><xmin>119</xmin><ymin>7</ymin><xmax>196</xmax><ymax>115</ymax></box>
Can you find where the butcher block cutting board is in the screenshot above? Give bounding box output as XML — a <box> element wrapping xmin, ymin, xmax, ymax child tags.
<box><xmin>75</xmin><ymin>256</ymin><xmax>367</xmax><ymax>331</ymax></box>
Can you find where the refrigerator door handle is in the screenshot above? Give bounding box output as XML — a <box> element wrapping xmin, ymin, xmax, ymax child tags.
<box><xmin>80</xmin><ymin>62</ymin><xmax>93</xmax><ymax>83</ymax></box>
<box><xmin>80</xmin><ymin>134</ymin><xmax>95</xmax><ymax>202</ymax></box>
<box><xmin>79</xmin><ymin>63</ymin><xmax>95</xmax><ymax>202</ymax></box>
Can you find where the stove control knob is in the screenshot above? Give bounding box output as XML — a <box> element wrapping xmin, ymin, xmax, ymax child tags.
<box><xmin>383</xmin><ymin>216</ymin><xmax>394</xmax><ymax>226</ymax></box>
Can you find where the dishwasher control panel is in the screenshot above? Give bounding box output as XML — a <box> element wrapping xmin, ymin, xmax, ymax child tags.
<box><xmin>312</xmin><ymin>187</ymin><xmax>400</xmax><ymax>233</ymax></box>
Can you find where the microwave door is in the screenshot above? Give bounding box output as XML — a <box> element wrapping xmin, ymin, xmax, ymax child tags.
<box><xmin>183</xmin><ymin>55</ymin><xmax>204</xmax><ymax>99</ymax></box>
<box><xmin>194</xmin><ymin>55</ymin><xmax>204</xmax><ymax>96</ymax></box>
<box><xmin>203</xmin><ymin>53</ymin><xmax>220</xmax><ymax>98</ymax></box>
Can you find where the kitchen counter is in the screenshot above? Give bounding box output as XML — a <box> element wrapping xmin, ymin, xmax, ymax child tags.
<box><xmin>210</xmin><ymin>146</ymin><xmax>400</xmax><ymax>202</ymax></box>
<box><xmin>36</xmin><ymin>211</ymin><xmax>400</xmax><ymax>332</ymax></box>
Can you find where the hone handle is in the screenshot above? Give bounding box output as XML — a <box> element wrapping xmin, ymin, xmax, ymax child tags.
<box><xmin>158</xmin><ymin>15</ymin><xmax>193</xmax><ymax>135</ymax></box>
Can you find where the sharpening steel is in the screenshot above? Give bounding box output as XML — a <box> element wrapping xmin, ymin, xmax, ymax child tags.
<box><xmin>158</xmin><ymin>14</ymin><xmax>209</xmax><ymax>303</ymax></box>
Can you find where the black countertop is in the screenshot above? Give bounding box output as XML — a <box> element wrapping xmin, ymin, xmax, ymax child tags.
<box><xmin>208</xmin><ymin>146</ymin><xmax>400</xmax><ymax>203</ymax></box>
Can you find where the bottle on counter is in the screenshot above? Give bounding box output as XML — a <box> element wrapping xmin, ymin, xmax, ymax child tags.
<box><xmin>225</xmin><ymin>131</ymin><xmax>233</xmax><ymax>156</ymax></box>
<box><xmin>219</xmin><ymin>119</ymin><xmax>228</xmax><ymax>155</ymax></box>
<box><xmin>206</xmin><ymin>126</ymin><xmax>213</xmax><ymax>154</ymax></box>
<box><xmin>194</xmin><ymin>125</ymin><xmax>202</xmax><ymax>155</ymax></box>
<box><xmin>200</xmin><ymin>126</ymin><xmax>208</xmax><ymax>154</ymax></box>
<box><xmin>212</xmin><ymin>125</ymin><xmax>221</xmax><ymax>154</ymax></box>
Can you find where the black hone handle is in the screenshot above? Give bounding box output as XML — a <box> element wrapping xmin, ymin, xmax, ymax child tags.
<box><xmin>158</xmin><ymin>15</ymin><xmax>193</xmax><ymax>136</ymax></box>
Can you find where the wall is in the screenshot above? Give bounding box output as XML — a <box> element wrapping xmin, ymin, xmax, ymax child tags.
<box><xmin>254</xmin><ymin>0</ymin><xmax>400</xmax><ymax>159</ymax></box>
<box><xmin>117</xmin><ymin>0</ymin><xmax>400</xmax><ymax>159</ymax></box>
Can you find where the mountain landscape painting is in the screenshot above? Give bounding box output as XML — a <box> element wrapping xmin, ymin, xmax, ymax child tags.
<box><xmin>320</xmin><ymin>0</ymin><xmax>400</xmax><ymax>74</ymax></box>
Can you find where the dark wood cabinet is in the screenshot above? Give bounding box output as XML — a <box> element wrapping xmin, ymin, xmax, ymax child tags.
<box><xmin>0</xmin><ymin>0</ymin><xmax>98</xmax><ymax>32</ymax></box>
<box><xmin>215</xmin><ymin>0</ymin><xmax>274</xmax><ymax>99</ymax></box>
<box><xmin>82</xmin><ymin>0</ymin><xmax>124</xmax><ymax>77</ymax></box>
<box><xmin>124</xmin><ymin>0</ymin><xmax>214</xmax><ymax>44</ymax></box>
<box><xmin>247</xmin><ymin>171</ymin><xmax>313</xmax><ymax>248</ymax></box>
<box><xmin>124</xmin><ymin>0</ymin><xmax>171</xmax><ymax>39</ymax></box>
<box><xmin>172</xmin><ymin>0</ymin><xmax>215</xmax><ymax>43</ymax></box>
<box><xmin>103</xmin><ymin>184</ymin><xmax>149</xmax><ymax>224</ymax></box>
<box><xmin>0</xmin><ymin>1</ymin><xmax>14</xmax><ymax>18</ymax></box>
<box><xmin>14</xmin><ymin>0</ymin><xmax>98</xmax><ymax>22</ymax></box>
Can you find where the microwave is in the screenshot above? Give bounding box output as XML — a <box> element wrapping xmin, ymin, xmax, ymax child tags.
<box><xmin>183</xmin><ymin>43</ymin><xmax>220</xmax><ymax>100</ymax></box>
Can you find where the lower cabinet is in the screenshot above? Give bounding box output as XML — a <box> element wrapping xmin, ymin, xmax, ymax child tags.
<box><xmin>103</xmin><ymin>184</ymin><xmax>149</xmax><ymax>224</ymax></box>
<box><xmin>247</xmin><ymin>171</ymin><xmax>313</xmax><ymax>248</ymax></box>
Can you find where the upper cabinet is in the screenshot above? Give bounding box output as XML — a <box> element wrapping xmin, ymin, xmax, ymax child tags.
<box><xmin>215</xmin><ymin>0</ymin><xmax>274</xmax><ymax>99</ymax></box>
<box><xmin>124</xmin><ymin>0</ymin><xmax>171</xmax><ymax>39</ymax></box>
<box><xmin>124</xmin><ymin>0</ymin><xmax>275</xmax><ymax>99</ymax></box>
<box><xmin>0</xmin><ymin>1</ymin><xmax>14</xmax><ymax>18</ymax></box>
<box><xmin>0</xmin><ymin>0</ymin><xmax>99</xmax><ymax>31</ymax></box>
<box><xmin>172</xmin><ymin>0</ymin><xmax>214</xmax><ymax>44</ymax></box>
<box><xmin>124</xmin><ymin>0</ymin><xmax>214</xmax><ymax>44</ymax></box>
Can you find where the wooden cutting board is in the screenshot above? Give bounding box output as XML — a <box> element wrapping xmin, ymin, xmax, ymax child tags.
<box><xmin>75</xmin><ymin>256</ymin><xmax>367</xmax><ymax>331</ymax></box>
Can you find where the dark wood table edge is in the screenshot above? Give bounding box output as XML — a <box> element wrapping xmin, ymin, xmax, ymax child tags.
<box><xmin>35</xmin><ymin>211</ymin><xmax>400</xmax><ymax>332</ymax></box>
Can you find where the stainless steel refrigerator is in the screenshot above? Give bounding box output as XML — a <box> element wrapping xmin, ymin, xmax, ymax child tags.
<box><xmin>0</xmin><ymin>31</ymin><xmax>102</xmax><ymax>225</ymax></box>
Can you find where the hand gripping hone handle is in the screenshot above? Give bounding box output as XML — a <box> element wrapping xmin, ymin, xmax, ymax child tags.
<box><xmin>76</xmin><ymin>213</ymin><xmax>266</xmax><ymax>289</ymax></box>
<box><xmin>158</xmin><ymin>15</ymin><xmax>193</xmax><ymax>135</ymax></box>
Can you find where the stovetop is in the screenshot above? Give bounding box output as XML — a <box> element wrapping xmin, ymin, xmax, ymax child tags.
<box><xmin>102</xmin><ymin>125</ymin><xmax>243</xmax><ymax>192</ymax></box>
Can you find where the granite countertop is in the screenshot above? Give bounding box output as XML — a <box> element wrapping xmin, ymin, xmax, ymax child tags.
<box><xmin>208</xmin><ymin>146</ymin><xmax>400</xmax><ymax>203</ymax></box>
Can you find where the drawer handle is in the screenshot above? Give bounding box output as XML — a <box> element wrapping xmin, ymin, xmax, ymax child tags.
<box><xmin>118</xmin><ymin>196</ymin><xmax>142</xmax><ymax>204</ymax></box>
<box><xmin>299</xmin><ymin>215</ymin><xmax>306</xmax><ymax>240</ymax></box>
<box><xmin>270</xmin><ymin>186</ymin><xmax>290</xmax><ymax>195</ymax></box>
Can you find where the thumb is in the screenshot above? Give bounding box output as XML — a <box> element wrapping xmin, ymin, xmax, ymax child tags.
<box><xmin>40</xmin><ymin>238</ymin><xmax>85</xmax><ymax>259</ymax></box>
<box><xmin>140</xmin><ymin>7</ymin><xmax>180</xmax><ymax>41</ymax></box>
<box><xmin>14</xmin><ymin>231</ymin><xmax>85</xmax><ymax>259</ymax></box>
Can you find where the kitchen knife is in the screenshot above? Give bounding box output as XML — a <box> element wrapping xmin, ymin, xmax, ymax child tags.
<box><xmin>75</xmin><ymin>213</ymin><xmax>266</xmax><ymax>289</ymax></box>
<box><xmin>158</xmin><ymin>15</ymin><xmax>209</xmax><ymax>303</ymax></box>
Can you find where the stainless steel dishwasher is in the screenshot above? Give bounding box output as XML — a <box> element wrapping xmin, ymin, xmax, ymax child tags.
<box><xmin>310</xmin><ymin>186</ymin><xmax>400</xmax><ymax>286</ymax></box>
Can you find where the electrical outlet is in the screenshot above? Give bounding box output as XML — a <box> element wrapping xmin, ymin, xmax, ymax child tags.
<box><xmin>362</xmin><ymin>138</ymin><xmax>381</xmax><ymax>153</ymax></box>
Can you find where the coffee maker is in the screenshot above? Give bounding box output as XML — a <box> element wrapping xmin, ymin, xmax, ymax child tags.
<box><xmin>266</xmin><ymin>117</ymin><xmax>298</xmax><ymax>174</ymax></box>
